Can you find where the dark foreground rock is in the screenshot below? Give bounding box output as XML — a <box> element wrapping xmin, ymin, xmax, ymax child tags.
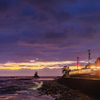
<box><xmin>38</xmin><ymin>80</ymin><xmax>92</xmax><ymax>100</ymax></box>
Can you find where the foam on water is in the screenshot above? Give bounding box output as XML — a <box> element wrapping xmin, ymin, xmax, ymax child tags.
<box><xmin>0</xmin><ymin>90</ymin><xmax>55</xmax><ymax>100</ymax></box>
<box><xmin>29</xmin><ymin>81</ymin><xmax>43</xmax><ymax>90</ymax></box>
<box><xmin>0</xmin><ymin>76</ymin><xmax>56</xmax><ymax>100</ymax></box>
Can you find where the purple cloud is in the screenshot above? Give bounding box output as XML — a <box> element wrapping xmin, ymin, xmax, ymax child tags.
<box><xmin>0</xmin><ymin>0</ymin><xmax>99</xmax><ymax>68</ymax></box>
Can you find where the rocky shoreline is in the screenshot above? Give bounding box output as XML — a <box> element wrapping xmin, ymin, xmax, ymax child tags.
<box><xmin>38</xmin><ymin>79</ymin><xmax>93</xmax><ymax>100</ymax></box>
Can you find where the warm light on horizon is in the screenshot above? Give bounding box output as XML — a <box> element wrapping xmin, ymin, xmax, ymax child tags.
<box><xmin>0</xmin><ymin>60</ymin><xmax>86</xmax><ymax>70</ymax></box>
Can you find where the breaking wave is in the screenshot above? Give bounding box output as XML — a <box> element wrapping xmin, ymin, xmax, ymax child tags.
<box><xmin>29</xmin><ymin>81</ymin><xmax>43</xmax><ymax>90</ymax></box>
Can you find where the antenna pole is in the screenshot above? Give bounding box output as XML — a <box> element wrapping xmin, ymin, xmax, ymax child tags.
<box><xmin>88</xmin><ymin>49</ymin><xmax>91</xmax><ymax>63</ymax></box>
<box><xmin>77</xmin><ymin>57</ymin><xmax>79</xmax><ymax>69</ymax></box>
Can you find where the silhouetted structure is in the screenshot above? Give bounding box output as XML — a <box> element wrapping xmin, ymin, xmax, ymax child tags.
<box><xmin>88</xmin><ymin>49</ymin><xmax>91</xmax><ymax>63</ymax></box>
<box><xmin>95</xmin><ymin>58</ymin><xmax>100</xmax><ymax>66</ymax></box>
<box><xmin>34</xmin><ymin>71</ymin><xmax>40</xmax><ymax>78</ymax></box>
<box><xmin>77</xmin><ymin>57</ymin><xmax>79</xmax><ymax>69</ymax></box>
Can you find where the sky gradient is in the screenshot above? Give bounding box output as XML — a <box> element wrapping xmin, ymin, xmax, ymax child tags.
<box><xmin>0</xmin><ymin>0</ymin><xmax>100</xmax><ymax>76</ymax></box>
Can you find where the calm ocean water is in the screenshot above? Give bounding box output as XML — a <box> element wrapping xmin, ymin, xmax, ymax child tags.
<box><xmin>0</xmin><ymin>76</ymin><xmax>57</xmax><ymax>100</ymax></box>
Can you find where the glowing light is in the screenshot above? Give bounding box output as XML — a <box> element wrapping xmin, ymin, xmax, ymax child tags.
<box><xmin>90</xmin><ymin>66</ymin><xmax>96</xmax><ymax>69</ymax></box>
<box><xmin>69</xmin><ymin>69</ymin><xmax>91</xmax><ymax>75</ymax></box>
<box><xmin>96</xmin><ymin>67</ymin><xmax>100</xmax><ymax>69</ymax></box>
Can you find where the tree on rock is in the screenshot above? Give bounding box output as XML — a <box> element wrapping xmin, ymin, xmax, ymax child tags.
<box><xmin>62</xmin><ymin>66</ymin><xmax>70</xmax><ymax>78</ymax></box>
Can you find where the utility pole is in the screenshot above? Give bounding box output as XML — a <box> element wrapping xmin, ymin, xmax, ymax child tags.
<box><xmin>77</xmin><ymin>57</ymin><xmax>79</xmax><ymax>69</ymax></box>
<box><xmin>88</xmin><ymin>49</ymin><xmax>91</xmax><ymax>63</ymax></box>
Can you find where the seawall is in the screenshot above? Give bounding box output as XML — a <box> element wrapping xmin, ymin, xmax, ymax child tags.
<box><xmin>57</xmin><ymin>77</ymin><xmax>100</xmax><ymax>99</ymax></box>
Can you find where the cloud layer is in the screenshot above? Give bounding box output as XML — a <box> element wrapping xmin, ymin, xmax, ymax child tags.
<box><xmin>0</xmin><ymin>0</ymin><xmax>100</xmax><ymax>75</ymax></box>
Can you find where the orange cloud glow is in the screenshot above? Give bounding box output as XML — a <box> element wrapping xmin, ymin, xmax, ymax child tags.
<box><xmin>0</xmin><ymin>60</ymin><xmax>87</xmax><ymax>70</ymax></box>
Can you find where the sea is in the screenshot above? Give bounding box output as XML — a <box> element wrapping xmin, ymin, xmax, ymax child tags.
<box><xmin>0</xmin><ymin>76</ymin><xmax>58</xmax><ymax>100</ymax></box>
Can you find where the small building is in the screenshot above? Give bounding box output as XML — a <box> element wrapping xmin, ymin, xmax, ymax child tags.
<box><xmin>95</xmin><ymin>58</ymin><xmax>100</xmax><ymax>66</ymax></box>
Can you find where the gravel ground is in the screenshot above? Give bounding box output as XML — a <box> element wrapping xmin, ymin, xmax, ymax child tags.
<box><xmin>38</xmin><ymin>80</ymin><xmax>93</xmax><ymax>100</ymax></box>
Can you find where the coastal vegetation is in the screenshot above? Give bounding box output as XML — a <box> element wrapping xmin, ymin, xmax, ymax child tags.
<box><xmin>62</xmin><ymin>66</ymin><xmax>70</xmax><ymax>78</ymax></box>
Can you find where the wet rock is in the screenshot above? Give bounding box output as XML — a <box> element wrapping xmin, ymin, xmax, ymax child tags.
<box><xmin>38</xmin><ymin>80</ymin><xmax>78</xmax><ymax>100</ymax></box>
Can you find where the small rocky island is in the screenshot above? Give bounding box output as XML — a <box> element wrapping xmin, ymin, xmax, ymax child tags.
<box><xmin>34</xmin><ymin>71</ymin><xmax>40</xmax><ymax>78</ymax></box>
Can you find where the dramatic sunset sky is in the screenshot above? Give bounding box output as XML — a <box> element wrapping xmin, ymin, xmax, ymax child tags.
<box><xmin>0</xmin><ymin>0</ymin><xmax>100</xmax><ymax>76</ymax></box>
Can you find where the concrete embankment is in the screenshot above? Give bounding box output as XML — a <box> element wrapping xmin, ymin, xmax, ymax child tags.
<box><xmin>57</xmin><ymin>78</ymin><xmax>100</xmax><ymax>99</ymax></box>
